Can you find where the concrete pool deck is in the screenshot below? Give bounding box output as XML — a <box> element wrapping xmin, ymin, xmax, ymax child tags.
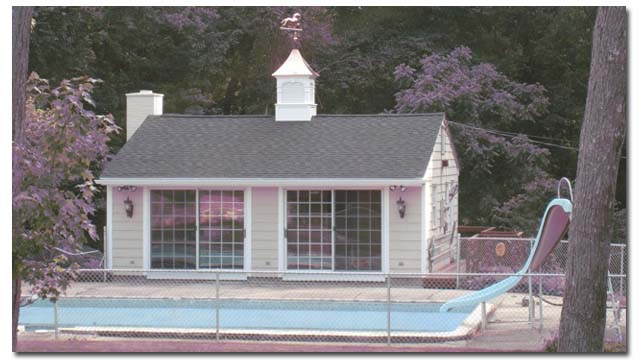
<box><xmin>16</xmin><ymin>323</ymin><xmax>626</xmax><ymax>352</ymax></box>
<box><xmin>24</xmin><ymin>277</ymin><xmax>515</xmax><ymax>302</ymax></box>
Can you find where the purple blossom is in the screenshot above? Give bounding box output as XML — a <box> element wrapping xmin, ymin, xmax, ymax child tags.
<box><xmin>13</xmin><ymin>72</ymin><xmax>119</xmax><ymax>301</ymax></box>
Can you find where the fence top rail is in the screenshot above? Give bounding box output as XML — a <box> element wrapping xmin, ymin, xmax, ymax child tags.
<box><xmin>460</xmin><ymin>237</ymin><xmax>533</xmax><ymax>241</ymax></box>
<box><xmin>73</xmin><ymin>269</ymin><xmax>626</xmax><ymax>278</ymax></box>
<box><xmin>460</xmin><ymin>237</ymin><xmax>626</xmax><ymax>248</ymax></box>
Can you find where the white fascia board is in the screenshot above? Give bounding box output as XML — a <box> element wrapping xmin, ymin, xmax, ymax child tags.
<box><xmin>96</xmin><ymin>178</ymin><xmax>425</xmax><ymax>187</ymax></box>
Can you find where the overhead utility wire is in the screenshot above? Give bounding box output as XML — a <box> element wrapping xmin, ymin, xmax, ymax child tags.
<box><xmin>448</xmin><ymin>121</ymin><xmax>627</xmax><ymax>159</ymax></box>
<box><xmin>451</xmin><ymin>122</ymin><xmax>575</xmax><ymax>143</ymax></box>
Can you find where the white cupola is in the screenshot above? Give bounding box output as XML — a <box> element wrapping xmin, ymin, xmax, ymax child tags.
<box><xmin>272</xmin><ymin>49</ymin><xmax>319</xmax><ymax>121</ymax></box>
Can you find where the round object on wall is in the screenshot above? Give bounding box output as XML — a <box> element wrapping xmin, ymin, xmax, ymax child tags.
<box><xmin>495</xmin><ymin>242</ymin><xmax>506</xmax><ymax>257</ymax></box>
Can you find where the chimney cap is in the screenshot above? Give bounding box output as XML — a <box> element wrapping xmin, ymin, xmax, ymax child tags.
<box><xmin>126</xmin><ymin>90</ymin><xmax>164</xmax><ymax>97</ymax></box>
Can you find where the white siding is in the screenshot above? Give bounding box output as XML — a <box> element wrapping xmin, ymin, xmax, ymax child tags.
<box><xmin>111</xmin><ymin>188</ymin><xmax>144</xmax><ymax>269</ymax></box>
<box><xmin>388</xmin><ymin>186</ymin><xmax>422</xmax><ymax>272</ymax></box>
<box><xmin>424</xmin><ymin>124</ymin><xmax>459</xmax><ymax>272</ymax></box>
<box><xmin>251</xmin><ymin>187</ymin><xmax>279</xmax><ymax>270</ymax></box>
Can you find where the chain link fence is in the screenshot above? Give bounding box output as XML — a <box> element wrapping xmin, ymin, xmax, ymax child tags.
<box><xmin>450</xmin><ymin>237</ymin><xmax>626</xmax><ymax>299</ymax></box>
<box><xmin>18</xmin><ymin>267</ymin><xmax>626</xmax><ymax>346</ymax></box>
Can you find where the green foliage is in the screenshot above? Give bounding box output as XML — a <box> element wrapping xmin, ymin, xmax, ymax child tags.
<box><xmin>13</xmin><ymin>73</ymin><xmax>118</xmax><ymax>298</ymax></box>
<box><xmin>28</xmin><ymin>6</ymin><xmax>625</xmax><ymax>233</ymax></box>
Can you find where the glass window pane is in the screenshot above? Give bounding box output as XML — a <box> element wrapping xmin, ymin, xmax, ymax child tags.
<box><xmin>150</xmin><ymin>190</ymin><xmax>196</xmax><ymax>269</ymax></box>
<box><xmin>197</xmin><ymin>189</ymin><xmax>245</xmax><ymax>269</ymax></box>
<box><xmin>334</xmin><ymin>190</ymin><xmax>381</xmax><ymax>271</ymax></box>
<box><xmin>286</xmin><ymin>190</ymin><xmax>332</xmax><ymax>270</ymax></box>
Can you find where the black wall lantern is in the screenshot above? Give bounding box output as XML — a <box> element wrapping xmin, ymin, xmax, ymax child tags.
<box><xmin>124</xmin><ymin>197</ymin><xmax>134</xmax><ymax>218</ymax></box>
<box><xmin>117</xmin><ymin>186</ymin><xmax>137</xmax><ymax>218</ymax></box>
<box><xmin>389</xmin><ymin>185</ymin><xmax>408</xmax><ymax>218</ymax></box>
<box><xmin>396</xmin><ymin>197</ymin><xmax>406</xmax><ymax>219</ymax></box>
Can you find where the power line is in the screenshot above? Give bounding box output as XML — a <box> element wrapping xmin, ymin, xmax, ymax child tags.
<box><xmin>453</xmin><ymin>122</ymin><xmax>574</xmax><ymax>143</ymax></box>
<box><xmin>448</xmin><ymin>121</ymin><xmax>579</xmax><ymax>150</ymax></box>
<box><xmin>448</xmin><ymin>121</ymin><xmax>627</xmax><ymax>159</ymax></box>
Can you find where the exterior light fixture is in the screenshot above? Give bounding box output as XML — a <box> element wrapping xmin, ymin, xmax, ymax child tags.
<box><xmin>399</xmin><ymin>185</ymin><xmax>407</xmax><ymax>192</ymax></box>
<box><xmin>124</xmin><ymin>197</ymin><xmax>134</xmax><ymax>218</ymax></box>
<box><xmin>389</xmin><ymin>185</ymin><xmax>397</xmax><ymax>192</ymax></box>
<box><xmin>396</xmin><ymin>197</ymin><xmax>406</xmax><ymax>218</ymax></box>
<box><xmin>117</xmin><ymin>185</ymin><xmax>137</xmax><ymax>192</ymax></box>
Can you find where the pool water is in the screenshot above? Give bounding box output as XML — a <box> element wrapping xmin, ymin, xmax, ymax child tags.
<box><xmin>20</xmin><ymin>298</ymin><xmax>475</xmax><ymax>333</ymax></box>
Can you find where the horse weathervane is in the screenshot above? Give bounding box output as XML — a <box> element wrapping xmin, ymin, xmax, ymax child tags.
<box><xmin>280</xmin><ymin>12</ymin><xmax>303</xmax><ymax>47</ymax></box>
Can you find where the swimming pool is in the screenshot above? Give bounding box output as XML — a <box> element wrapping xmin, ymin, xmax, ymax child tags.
<box><xmin>20</xmin><ymin>298</ymin><xmax>477</xmax><ymax>336</ymax></box>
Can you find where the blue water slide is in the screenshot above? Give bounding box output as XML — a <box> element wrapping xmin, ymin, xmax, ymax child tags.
<box><xmin>439</xmin><ymin>197</ymin><xmax>572</xmax><ymax>313</ymax></box>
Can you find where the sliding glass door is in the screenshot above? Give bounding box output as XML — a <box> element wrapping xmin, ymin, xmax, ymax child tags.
<box><xmin>285</xmin><ymin>189</ymin><xmax>382</xmax><ymax>272</ymax></box>
<box><xmin>150</xmin><ymin>189</ymin><xmax>245</xmax><ymax>270</ymax></box>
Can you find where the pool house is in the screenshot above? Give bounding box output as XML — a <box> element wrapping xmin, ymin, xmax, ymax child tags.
<box><xmin>97</xmin><ymin>49</ymin><xmax>459</xmax><ymax>279</ymax></box>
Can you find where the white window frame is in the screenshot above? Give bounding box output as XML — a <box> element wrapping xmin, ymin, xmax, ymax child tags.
<box><xmin>277</xmin><ymin>186</ymin><xmax>389</xmax><ymax>277</ymax></box>
<box><xmin>143</xmin><ymin>186</ymin><xmax>252</xmax><ymax>276</ymax></box>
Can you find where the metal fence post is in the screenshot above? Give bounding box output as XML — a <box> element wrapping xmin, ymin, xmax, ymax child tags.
<box><xmin>53</xmin><ymin>300</ymin><xmax>59</xmax><ymax>340</ymax></box>
<box><xmin>620</xmin><ymin>245</ymin><xmax>624</xmax><ymax>297</ymax></box>
<box><xmin>456</xmin><ymin>233</ymin><xmax>461</xmax><ymax>289</ymax></box>
<box><xmin>481</xmin><ymin>301</ymin><xmax>487</xmax><ymax>331</ymax></box>
<box><xmin>102</xmin><ymin>226</ymin><xmax>107</xmax><ymax>283</ymax></box>
<box><xmin>538</xmin><ymin>275</ymin><xmax>544</xmax><ymax>331</ymax></box>
<box><xmin>387</xmin><ymin>273</ymin><xmax>391</xmax><ymax>345</ymax></box>
<box><xmin>528</xmin><ymin>240</ymin><xmax>534</xmax><ymax>329</ymax></box>
<box><xmin>216</xmin><ymin>272</ymin><xmax>220</xmax><ymax>341</ymax></box>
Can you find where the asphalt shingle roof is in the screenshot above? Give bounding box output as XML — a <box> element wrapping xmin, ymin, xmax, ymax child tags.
<box><xmin>100</xmin><ymin>113</ymin><xmax>445</xmax><ymax>179</ymax></box>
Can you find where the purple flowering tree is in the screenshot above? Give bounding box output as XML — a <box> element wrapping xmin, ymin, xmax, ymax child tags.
<box><xmin>394</xmin><ymin>47</ymin><xmax>554</xmax><ymax>232</ymax></box>
<box><xmin>12</xmin><ymin>73</ymin><xmax>119</xmax><ymax>346</ymax></box>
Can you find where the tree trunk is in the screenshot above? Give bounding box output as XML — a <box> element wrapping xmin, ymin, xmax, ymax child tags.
<box><xmin>12</xmin><ymin>6</ymin><xmax>32</xmax><ymax>352</ymax></box>
<box><xmin>12</xmin><ymin>278</ymin><xmax>22</xmax><ymax>352</ymax></box>
<box><xmin>558</xmin><ymin>6</ymin><xmax>626</xmax><ymax>352</ymax></box>
<box><xmin>12</xmin><ymin>6</ymin><xmax>33</xmax><ymax>145</ymax></box>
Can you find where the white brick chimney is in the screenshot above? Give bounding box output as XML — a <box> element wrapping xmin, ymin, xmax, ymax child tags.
<box><xmin>125</xmin><ymin>90</ymin><xmax>163</xmax><ymax>140</ymax></box>
<box><xmin>272</xmin><ymin>49</ymin><xmax>318</xmax><ymax>121</ymax></box>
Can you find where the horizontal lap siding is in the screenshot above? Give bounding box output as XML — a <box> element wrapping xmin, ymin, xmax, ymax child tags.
<box><xmin>389</xmin><ymin>186</ymin><xmax>422</xmax><ymax>272</ymax></box>
<box><xmin>425</xmin><ymin>125</ymin><xmax>459</xmax><ymax>272</ymax></box>
<box><xmin>251</xmin><ymin>187</ymin><xmax>279</xmax><ymax>270</ymax></box>
<box><xmin>111</xmin><ymin>188</ymin><xmax>144</xmax><ymax>269</ymax></box>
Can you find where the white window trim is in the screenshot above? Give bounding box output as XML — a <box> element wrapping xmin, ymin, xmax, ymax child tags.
<box><xmin>420</xmin><ymin>183</ymin><xmax>427</xmax><ymax>274</ymax></box>
<box><xmin>106</xmin><ymin>185</ymin><xmax>113</xmax><ymax>269</ymax></box>
<box><xmin>277</xmin><ymin>187</ymin><xmax>285</xmax><ymax>272</ymax></box>
<box><xmin>142</xmin><ymin>187</ymin><xmax>150</xmax><ymax>271</ymax></box>
<box><xmin>244</xmin><ymin>188</ymin><xmax>253</xmax><ymax>272</ymax></box>
<box><xmin>143</xmin><ymin>187</ymin><xmax>252</xmax><ymax>273</ymax></box>
<box><xmin>277</xmin><ymin>187</ymin><xmax>390</xmax><ymax>275</ymax></box>
<box><xmin>382</xmin><ymin>187</ymin><xmax>390</xmax><ymax>274</ymax></box>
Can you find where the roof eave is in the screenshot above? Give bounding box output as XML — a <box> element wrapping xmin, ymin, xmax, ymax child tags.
<box><xmin>96</xmin><ymin>177</ymin><xmax>426</xmax><ymax>187</ymax></box>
